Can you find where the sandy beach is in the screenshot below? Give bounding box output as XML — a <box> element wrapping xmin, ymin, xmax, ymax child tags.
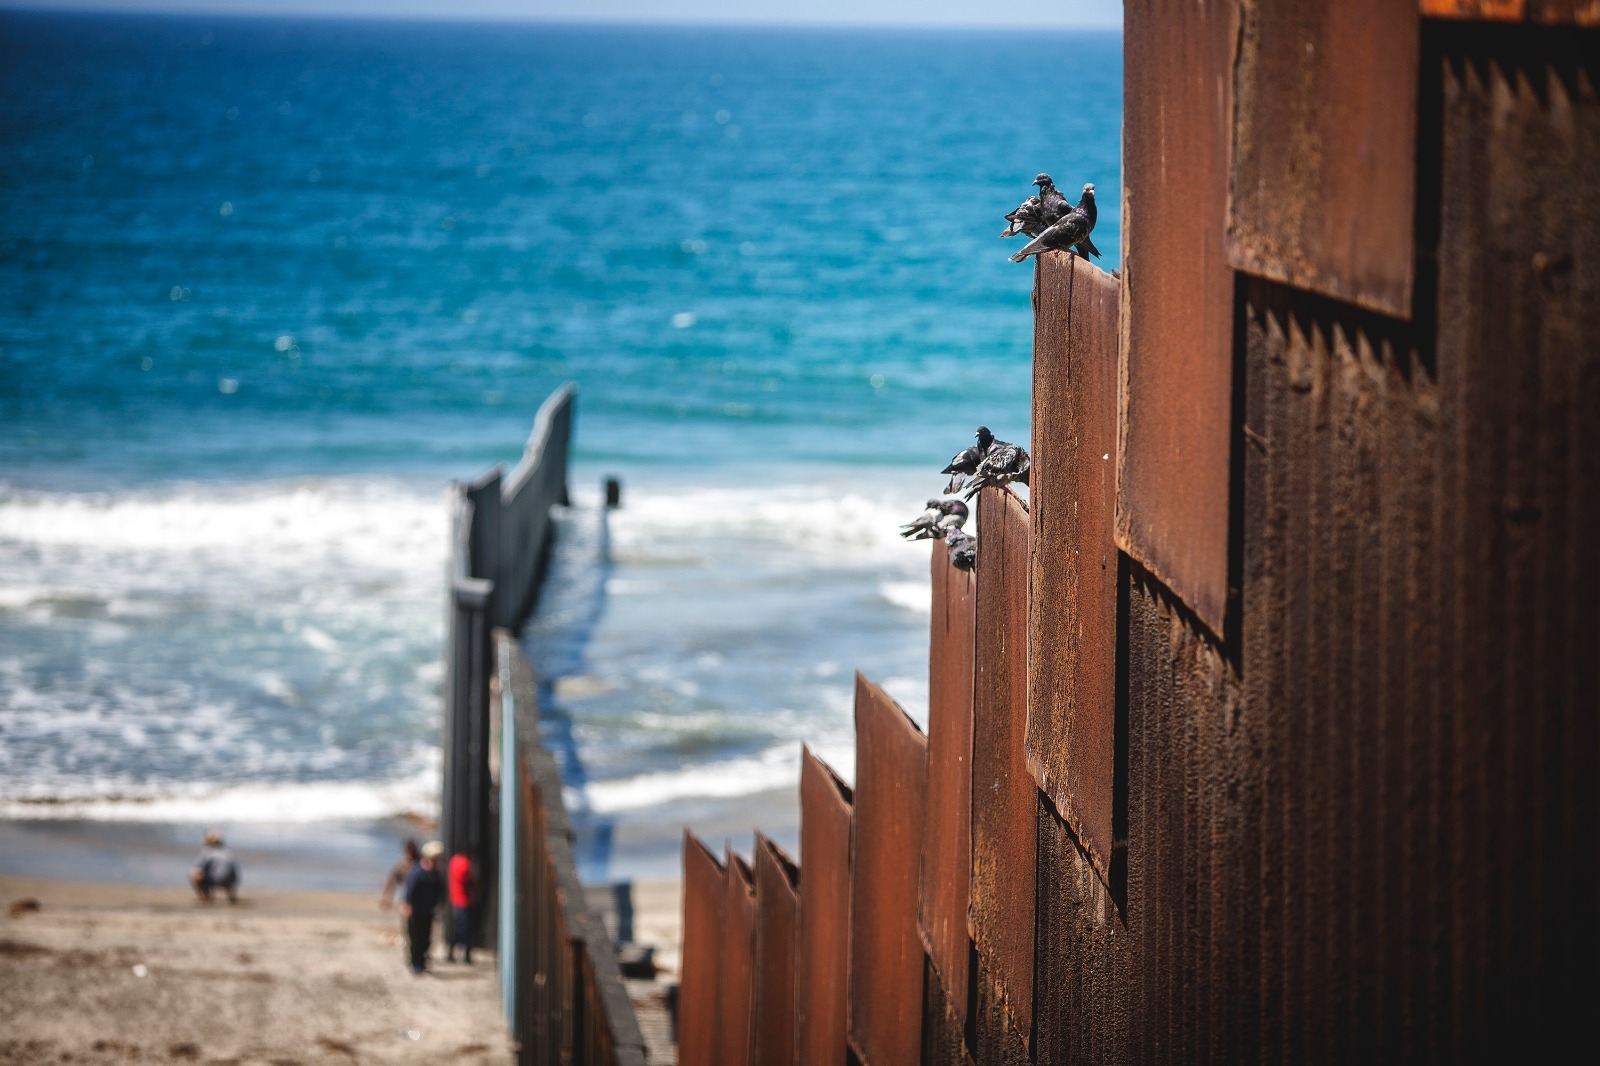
<box><xmin>0</xmin><ymin>873</ymin><xmax>513</xmax><ymax>1065</ymax></box>
<box><xmin>0</xmin><ymin>819</ymin><xmax>685</xmax><ymax>1066</ymax></box>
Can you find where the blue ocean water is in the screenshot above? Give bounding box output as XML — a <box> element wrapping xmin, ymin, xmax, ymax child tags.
<box><xmin>0</xmin><ymin>11</ymin><xmax>1121</xmax><ymax>872</ymax></box>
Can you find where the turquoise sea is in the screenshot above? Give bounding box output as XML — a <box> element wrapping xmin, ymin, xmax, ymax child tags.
<box><xmin>0</xmin><ymin>11</ymin><xmax>1121</xmax><ymax>878</ymax></box>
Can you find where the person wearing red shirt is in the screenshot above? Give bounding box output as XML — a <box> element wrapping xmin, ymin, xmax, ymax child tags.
<box><xmin>446</xmin><ymin>845</ymin><xmax>477</xmax><ymax>964</ymax></box>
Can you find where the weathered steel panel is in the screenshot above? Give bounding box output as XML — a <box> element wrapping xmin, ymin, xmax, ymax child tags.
<box><xmin>1117</xmin><ymin>0</ymin><xmax>1240</xmax><ymax>638</ymax></box>
<box><xmin>849</xmin><ymin>672</ymin><xmax>928</xmax><ymax>1066</ymax></box>
<box><xmin>718</xmin><ymin>850</ymin><xmax>757</xmax><ymax>1066</ymax></box>
<box><xmin>752</xmin><ymin>833</ymin><xmax>801</xmax><ymax>1066</ymax></box>
<box><xmin>968</xmin><ymin>487</ymin><xmax>1033</xmax><ymax>1058</ymax></box>
<box><xmin>1034</xmin><ymin>793</ymin><xmax>1123</xmax><ymax>1066</ymax></box>
<box><xmin>917</xmin><ymin>543</ymin><xmax>975</xmax><ymax>1027</ymax></box>
<box><xmin>678</xmin><ymin>833</ymin><xmax>724</xmax><ymax>1066</ymax></box>
<box><xmin>1421</xmin><ymin>0</ymin><xmax>1600</xmax><ymax>24</ymax></box>
<box><xmin>921</xmin><ymin>955</ymin><xmax>972</xmax><ymax>1066</ymax></box>
<box><xmin>1228</xmin><ymin>0</ymin><xmax>1419</xmax><ymax>318</ymax></box>
<box><xmin>1027</xmin><ymin>252</ymin><xmax>1122</xmax><ymax>877</ymax></box>
<box><xmin>796</xmin><ymin>745</ymin><xmax>854</xmax><ymax>1066</ymax></box>
<box><xmin>1431</xmin><ymin>25</ymin><xmax>1600</xmax><ymax>1058</ymax></box>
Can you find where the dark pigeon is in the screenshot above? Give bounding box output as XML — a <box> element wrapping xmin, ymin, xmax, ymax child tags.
<box><xmin>1000</xmin><ymin>173</ymin><xmax>1072</xmax><ymax>238</ymax></box>
<box><xmin>1009</xmin><ymin>182</ymin><xmax>1098</xmax><ymax>264</ymax></box>
<box><xmin>961</xmin><ymin>437</ymin><xmax>1031</xmax><ymax>499</ymax></box>
<box><xmin>946</xmin><ymin>528</ymin><xmax>977</xmax><ymax>571</ymax></box>
<box><xmin>941</xmin><ymin>426</ymin><xmax>996</xmax><ymax>493</ymax></box>
<box><xmin>1072</xmin><ymin>183</ymin><xmax>1101</xmax><ymax>260</ymax></box>
<box><xmin>901</xmin><ymin>498</ymin><xmax>969</xmax><ymax>540</ymax></box>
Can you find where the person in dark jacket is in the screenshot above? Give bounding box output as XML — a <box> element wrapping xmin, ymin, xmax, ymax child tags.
<box><xmin>399</xmin><ymin>840</ymin><xmax>444</xmax><ymax>975</ymax></box>
<box><xmin>189</xmin><ymin>830</ymin><xmax>239</xmax><ymax>903</ymax></box>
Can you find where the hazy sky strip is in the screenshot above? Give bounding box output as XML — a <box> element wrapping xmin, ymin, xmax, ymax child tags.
<box><xmin>2</xmin><ymin>0</ymin><xmax>1124</xmax><ymax>29</ymax></box>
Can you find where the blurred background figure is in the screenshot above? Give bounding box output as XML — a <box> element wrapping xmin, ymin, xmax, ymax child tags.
<box><xmin>446</xmin><ymin>843</ymin><xmax>477</xmax><ymax>964</ymax></box>
<box><xmin>189</xmin><ymin>829</ymin><xmax>239</xmax><ymax>904</ymax></box>
<box><xmin>379</xmin><ymin>836</ymin><xmax>420</xmax><ymax>915</ymax></box>
<box><xmin>399</xmin><ymin>839</ymin><xmax>444</xmax><ymax>975</ymax></box>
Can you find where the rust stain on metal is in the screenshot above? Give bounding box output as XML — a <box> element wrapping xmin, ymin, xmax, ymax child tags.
<box><xmin>968</xmin><ymin>486</ymin><xmax>1034</xmax><ymax>1048</ymax></box>
<box><xmin>717</xmin><ymin>849</ymin><xmax>756</xmax><ymax>1066</ymax></box>
<box><xmin>1228</xmin><ymin>0</ymin><xmax>1419</xmax><ymax>318</ymax></box>
<box><xmin>1117</xmin><ymin>0</ymin><xmax>1240</xmax><ymax>638</ymax></box>
<box><xmin>917</xmin><ymin>543</ymin><xmax>976</xmax><ymax>1025</ymax></box>
<box><xmin>796</xmin><ymin>745</ymin><xmax>854</xmax><ymax>1066</ymax></box>
<box><xmin>678</xmin><ymin>832</ymin><xmax>724</xmax><ymax>1066</ymax></box>
<box><xmin>1421</xmin><ymin>0</ymin><xmax>1600</xmax><ymax>24</ymax></box>
<box><xmin>752</xmin><ymin>833</ymin><xmax>801</xmax><ymax>1066</ymax></box>
<box><xmin>849</xmin><ymin>672</ymin><xmax>928</xmax><ymax>1066</ymax></box>
<box><xmin>1027</xmin><ymin>253</ymin><xmax>1121</xmax><ymax>878</ymax></box>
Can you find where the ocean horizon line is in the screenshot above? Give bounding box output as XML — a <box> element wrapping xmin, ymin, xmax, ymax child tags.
<box><xmin>0</xmin><ymin>4</ymin><xmax>1124</xmax><ymax>33</ymax></box>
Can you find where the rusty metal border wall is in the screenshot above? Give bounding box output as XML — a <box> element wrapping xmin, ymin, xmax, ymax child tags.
<box><xmin>674</xmin><ymin>6</ymin><xmax>1597</xmax><ymax>1062</ymax></box>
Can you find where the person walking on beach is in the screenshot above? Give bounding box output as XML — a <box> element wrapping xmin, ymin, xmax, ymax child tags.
<box><xmin>189</xmin><ymin>830</ymin><xmax>239</xmax><ymax>904</ymax></box>
<box><xmin>446</xmin><ymin>844</ymin><xmax>477</xmax><ymax>964</ymax></box>
<box><xmin>399</xmin><ymin>840</ymin><xmax>444</xmax><ymax>975</ymax></box>
<box><xmin>380</xmin><ymin>838</ymin><xmax>420</xmax><ymax>912</ymax></box>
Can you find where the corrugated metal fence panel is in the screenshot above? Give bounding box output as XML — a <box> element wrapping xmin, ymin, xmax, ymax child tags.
<box><xmin>1227</xmin><ymin>0</ymin><xmax>1419</xmax><ymax>318</ymax></box>
<box><xmin>751</xmin><ymin>834</ymin><xmax>801</xmax><ymax>1066</ymax></box>
<box><xmin>1117</xmin><ymin>0</ymin><xmax>1239</xmax><ymax>637</ymax></box>
<box><xmin>678</xmin><ymin>833</ymin><xmax>724</xmax><ymax>1066</ymax></box>
<box><xmin>848</xmin><ymin>673</ymin><xmax>928</xmax><ymax>1066</ymax></box>
<box><xmin>1033</xmin><ymin>794</ymin><xmax>1123</xmax><ymax>1066</ymax></box>
<box><xmin>1027</xmin><ymin>252</ymin><xmax>1122</xmax><ymax>876</ymax></box>
<box><xmin>917</xmin><ymin>543</ymin><xmax>975</xmax><ymax>1031</ymax></box>
<box><xmin>717</xmin><ymin>852</ymin><xmax>757</xmax><ymax>1066</ymax></box>
<box><xmin>1430</xmin><ymin>23</ymin><xmax>1600</xmax><ymax>1057</ymax></box>
<box><xmin>796</xmin><ymin>745</ymin><xmax>854</xmax><ymax>1066</ymax></box>
<box><xmin>968</xmin><ymin>486</ymin><xmax>1033</xmax><ymax>1062</ymax></box>
<box><xmin>1421</xmin><ymin>0</ymin><xmax>1600</xmax><ymax>24</ymax></box>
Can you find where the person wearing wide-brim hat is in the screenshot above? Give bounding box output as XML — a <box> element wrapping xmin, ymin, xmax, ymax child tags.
<box><xmin>399</xmin><ymin>841</ymin><xmax>446</xmax><ymax>974</ymax></box>
<box><xmin>190</xmin><ymin>829</ymin><xmax>239</xmax><ymax>904</ymax></box>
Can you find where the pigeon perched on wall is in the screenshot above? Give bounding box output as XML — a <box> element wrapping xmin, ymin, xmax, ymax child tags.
<box><xmin>1009</xmin><ymin>182</ymin><xmax>1098</xmax><ymax>264</ymax></box>
<box><xmin>1000</xmin><ymin>173</ymin><xmax>1071</xmax><ymax>238</ymax></box>
<box><xmin>946</xmin><ymin>528</ymin><xmax>977</xmax><ymax>571</ymax></box>
<box><xmin>940</xmin><ymin>426</ymin><xmax>996</xmax><ymax>493</ymax></box>
<box><xmin>900</xmin><ymin>498</ymin><xmax>969</xmax><ymax>540</ymax></box>
<box><xmin>1073</xmin><ymin>183</ymin><xmax>1101</xmax><ymax>260</ymax></box>
<box><xmin>961</xmin><ymin>437</ymin><xmax>1031</xmax><ymax>499</ymax></box>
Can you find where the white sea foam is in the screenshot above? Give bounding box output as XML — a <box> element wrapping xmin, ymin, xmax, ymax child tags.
<box><xmin>575</xmin><ymin>745</ymin><xmax>800</xmax><ymax>813</ymax></box>
<box><xmin>0</xmin><ymin>755</ymin><xmax>441</xmax><ymax>823</ymax></box>
<box><xmin>879</xmin><ymin>580</ymin><xmax>930</xmax><ymax>613</ymax></box>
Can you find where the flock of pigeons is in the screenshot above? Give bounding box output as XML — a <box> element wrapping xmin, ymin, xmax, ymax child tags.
<box><xmin>900</xmin><ymin>426</ymin><xmax>1032</xmax><ymax>571</ymax></box>
<box><xmin>1001</xmin><ymin>172</ymin><xmax>1100</xmax><ymax>263</ymax></box>
<box><xmin>899</xmin><ymin>172</ymin><xmax>1090</xmax><ymax>569</ymax></box>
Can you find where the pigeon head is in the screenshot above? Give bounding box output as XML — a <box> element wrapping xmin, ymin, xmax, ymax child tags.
<box><xmin>1081</xmin><ymin>183</ymin><xmax>1095</xmax><ymax>200</ymax></box>
<box><xmin>925</xmin><ymin>498</ymin><xmax>943</xmax><ymax>509</ymax></box>
<box><xmin>1033</xmin><ymin>173</ymin><xmax>1053</xmax><ymax>189</ymax></box>
<box><xmin>974</xmin><ymin>426</ymin><xmax>993</xmax><ymax>448</ymax></box>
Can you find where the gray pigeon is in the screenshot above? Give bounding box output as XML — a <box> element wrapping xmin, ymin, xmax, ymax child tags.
<box><xmin>1010</xmin><ymin>182</ymin><xmax>1097</xmax><ymax>264</ymax></box>
<box><xmin>1000</xmin><ymin>173</ymin><xmax>1071</xmax><ymax>238</ymax></box>
<box><xmin>961</xmin><ymin>437</ymin><xmax>1031</xmax><ymax>499</ymax></box>
<box><xmin>901</xmin><ymin>498</ymin><xmax>969</xmax><ymax>540</ymax></box>
<box><xmin>946</xmin><ymin>528</ymin><xmax>977</xmax><ymax>571</ymax></box>
<box><xmin>1073</xmin><ymin>184</ymin><xmax>1101</xmax><ymax>259</ymax></box>
<box><xmin>941</xmin><ymin>426</ymin><xmax>996</xmax><ymax>493</ymax></box>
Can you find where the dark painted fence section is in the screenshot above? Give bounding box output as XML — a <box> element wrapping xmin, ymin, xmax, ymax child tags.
<box><xmin>500</xmin><ymin>632</ymin><xmax>646</xmax><ymax>1066</ymax></box>
<box><xmin>442</xmin><ymin>387</ymin><xmax>645</xmax><ymax>1063</ymax></box>
<box><xmin>443</xmin><ymin>383</ymin><xmax>575</xmax><ymax>943</ymax></box>
<box><xmin>675</xmin><ymin>4</ymin><xmax>1596</xmax><ymax>1061</ymax></box>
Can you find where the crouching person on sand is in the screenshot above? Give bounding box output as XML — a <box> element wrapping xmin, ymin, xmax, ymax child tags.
<box><xmin>399</xmin><ymin>840</ymin><xmax>444</xmax><ymax>975</ymax></box>
<box><xmin>190</xmin><ymin>830</ymin><xmax>240</xmax><ymax>904</ymax></box>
